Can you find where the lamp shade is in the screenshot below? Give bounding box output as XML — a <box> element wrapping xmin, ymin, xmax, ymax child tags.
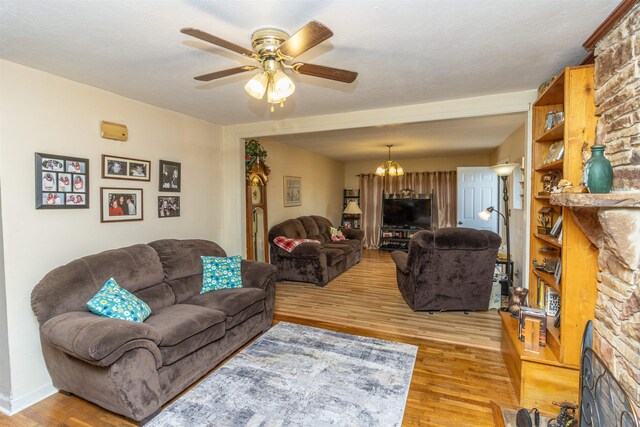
<box><xmin>244</xmin><ymin>72</ymin><xmax>268</xmax><ymax>99</ymax></box>
<box><xmin>273</xmin><ymin>70</ymin><xmax>295</xmax><ymax>99</ymax></box>
<box><xmin>343</xmin><ymin>201</ymin><xmax>362</xmax><ymax>214</ymax></box>
<box><xmin>478</xmin><ymin>206</ymin><xmax>495</xmax><ymax>221</ymax></box>
<box><xmin>490</xmin><ymin>163</ymin><xmax>519</xmax><ymax>177</ymax></box>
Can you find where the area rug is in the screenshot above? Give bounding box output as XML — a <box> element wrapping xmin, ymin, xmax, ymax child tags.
<box><xmin>148</xmin><ymin>322</ymin><xmax>418</xmax><ymax>427</ymax></box>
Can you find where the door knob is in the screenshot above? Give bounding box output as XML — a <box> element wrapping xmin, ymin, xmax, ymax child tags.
<box><xmin>458</xmin><ymin>221</ymin><xmax>463</xmax><ymax>225</ymax></box>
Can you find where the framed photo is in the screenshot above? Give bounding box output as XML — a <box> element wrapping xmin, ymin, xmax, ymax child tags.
<box><xmin>158</xmin><ymin>196</ymin><xmax>180</xmax><ymax>218</ymax></box>
<box><xmin>550</xmin><ymin>215</ymin><xmax>563</xmax><ymax>237</ymax></box>
<box><xmin>159</xmin><ymin>160</ymin><xmax>181</xmax><ymax>192</ymax></box>
<box><xmin>102</xmin><ymin>155</ymin><xmax>151</xmax><ymax>181</ymax></box>
<box><xmin>283</xmin><ymin>176</ymin><xmax>301</xmax><ymax>207</ymax></box>
<box><xmin>35</xmin><ymin>153</ymin><xmax>89</xmax><ymax>209</ymax></box>
<box><xmin>100</xmin><ymin>188</ymin><xmax>143</xmax><ymax>222</ymax></box>
<box><xmin>554</xmin><ymin>258</ymin><xmax>562</xmax><ymax>285</ymax></box>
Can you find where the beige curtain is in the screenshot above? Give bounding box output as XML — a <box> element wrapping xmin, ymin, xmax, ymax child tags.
<box><xmin>359</xmin><ymin>174</ymin><xmax>384</xmax><ymax>248</ymax></box>
<box><xmin>359</xmin><ymin>171</ymin><xmax>457</xmax><ymax>248</ymax></box>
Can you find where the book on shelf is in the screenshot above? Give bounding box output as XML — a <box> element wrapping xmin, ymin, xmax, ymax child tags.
<box><xmin>519</xmin><ymin>307</ymin><xmax>547</xmax><ymax>347</ymax></box>
<box><xmin>545</xmin><ymin>286</ymin><xmax>561</xmax><ymax>316</ymax></box>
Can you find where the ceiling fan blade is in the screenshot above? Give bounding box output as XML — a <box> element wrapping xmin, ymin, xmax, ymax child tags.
<box><xmin>292</xmin><ymin>63</ymin><xmax>358</xmax><ymax>83</ymax></box>
<box><xmin>277</xmin><ymin>21</ymin><xmax>333</xmax><ymax>59</ymax></box>
<box><xmin>194</xmin><ymin>66</ymin><xmax>257</xmax><ymax>82</ymax></box>
<box><xmin>181</xmin><ymin>27</ymin><xmax>255</xmax><ymax>58</ymax></box>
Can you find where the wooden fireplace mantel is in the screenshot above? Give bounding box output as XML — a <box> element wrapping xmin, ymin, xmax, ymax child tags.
<box><xmin>550</xmin><ymin>192</ymin><xmax>640</xmax><ymax>248</ymax></box>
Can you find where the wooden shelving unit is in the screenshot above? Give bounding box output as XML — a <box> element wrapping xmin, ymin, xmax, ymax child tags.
<box><xmin>500</xmin><ymin>65</ymin><xmax>599</xmax><ymax>414</ymax></box>
<box><xmin>341</xmin><ymin>189</ymin><xmax>361</xmax><ymax>229</ymax></box>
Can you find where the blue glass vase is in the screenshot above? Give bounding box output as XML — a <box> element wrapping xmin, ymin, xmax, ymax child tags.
<box><xmin>585</xmin><ymin>145</ymin><xmax>613</xmax><ymax>194</ymax></box>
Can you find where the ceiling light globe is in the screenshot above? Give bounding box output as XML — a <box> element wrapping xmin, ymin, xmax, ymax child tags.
<box><xmin>273</xmin><ymin>70</ymin><xmax>295</xmax><ymax>98</ymax></box>
<box><xmin>375</xmin><ymin>166</ymin><xmax>386</xmax><ymax>176</ymax></box>
<box><xmin>388</xmin><ymin>166</ymin><xmax>397</xmax><ymax>176</ymax></box>
<box><xmin>396</xmin><ymin>166</ymin><xmax>404</xmax><ymax>176</ymax></box>
<box><xmin>244</xmin><ymin>72</ymin><xmax>268</xmax><ymax>99</ymax></box>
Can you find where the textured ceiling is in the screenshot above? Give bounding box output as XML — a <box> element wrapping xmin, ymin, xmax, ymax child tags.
<box><xmin>260</xmin><ymin>112</ymin><xmax>527</xmax><ymax>161</ymax></box>
<box><xmin>0</xmin><ymin>1</ymin><xmax>615</xmax><ymax>126</ymax></box>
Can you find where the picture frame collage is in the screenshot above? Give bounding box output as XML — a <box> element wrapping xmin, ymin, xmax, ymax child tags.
<box><xmin>35</xmin><ymin>153</ymin><xmax>89</xmax><ymax>209</ymax></box>
<box><xmin>35</xmin><ymin>152</ymin><xmax>182</xmax><ymax>221</ymax></box>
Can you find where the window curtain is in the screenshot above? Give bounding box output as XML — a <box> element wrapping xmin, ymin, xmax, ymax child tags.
<box><xmin>359</xmin><ymin>171</ymin><xmax>457</xmax><ymax>248</ymax></box>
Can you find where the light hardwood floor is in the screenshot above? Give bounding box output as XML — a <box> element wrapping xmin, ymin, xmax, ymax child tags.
<box><xmin>276</xmin><ymin>249</ymin><xmax>502</xmax><ymax>351</ymax></box>
<box><xmin>0</xmin><ymin>250</ymin><xmax>515</xmax><ymax>426</ymax></box>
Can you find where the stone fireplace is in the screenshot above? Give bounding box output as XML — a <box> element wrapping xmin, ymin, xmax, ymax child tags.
<box><xmin>552</xmin><ymin>1</ymin><xmax>640</xmax><ymax>413</ymax></box>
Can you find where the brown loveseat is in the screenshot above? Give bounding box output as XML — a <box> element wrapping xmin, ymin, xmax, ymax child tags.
<box><xmin>268</xmin><ymin>215</ymin><xmax>363</xmax><ymax>286</ymax></box>
<box><xmin>391</xmin><ymin>228</ymin><xmax>501</xmax><ymax>311</ymax></box>
<box><xmin>31</xmin><ymin>239</ymin><xmax>276</xmax><ymax>423</ymax></box>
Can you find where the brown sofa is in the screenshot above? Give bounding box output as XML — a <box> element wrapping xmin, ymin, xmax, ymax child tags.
<box><xmin>391</xmin><ymin>228</ymin><xmax>501</xmax><ymax>311</ymax></box>
<box><xmin>268</xmin><ymin>215</ymin><xmax>363</xmax><ymax>286</ymax></box>
<box><xmin>31</xmin><ymin>239</ymin><xmax>277</xmax><ymax>423</ymax></box>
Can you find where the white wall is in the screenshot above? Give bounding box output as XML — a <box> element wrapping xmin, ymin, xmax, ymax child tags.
<box><xmin>0</xmin><ymin>60</ymin><xmax>223</xmax><ymax>413</ymax></box>
<box><xmin>344</xmin><ymin>153</ymin><xmax>492</xmax><ymax>189</ymax></box>
<box><xmin>258</xmin><ymin>139</ymin><xmax>344</xmax><ymax>228</ymax></box>
<box><xmin>0</xmin><ymin>190</ymin><xmax>10</xmax><ymax>405</ymax></box>
<box><xmin>490</xmin><ymin>124</ymin><xmax>527</xmax><ymax>286</ymax></box>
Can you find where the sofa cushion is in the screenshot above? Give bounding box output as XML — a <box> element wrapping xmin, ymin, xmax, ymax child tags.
<box><xmin>148</xmin><ymin>239</ymin><xmax>227</xmax><ymax>281</ymax></box>
<box><xmin>322</xmin><ymin>243</ymin><xmax>355</xmax><ymax>256</ymax></box>
<box><xmin>311</xmin><ymin>215</ymin><xmax>335</xmax><ymax>242</ymax></box>
<box><xmin>134</xmin><ymin>283</ymin><xmax>176</xmax><ymax>312</ymax></box>
<box><xmin>32</xmin><ymin>244</ymin><xmax>165</xmax><ymax>324</ymax></box>
<box><xmin>201</xmin><ymin>256</ymin><xmax>242</xmax><ymax>292</ymax></box>
<box><xmin>184</xmin><ymin>288</ymin><xmax>266</xmax><ymax>329</ymax></box>
<box><xmin>145</xmin><ymin>304</ymin><xmax>225</xmax><ymax>346</ymax></box>
<box><xmin>330</xmin><ymin>239</ymin><xmax>361</xmax><ymax>250</ymax></box>
<box><xmin>144</xmin><ymin>304</ymin><xmax>226</xmax><ymax>366</ymax></box>
<box><xmin>324</xmin><ymin>248</ymin><xmax>345</xmax><ymax>266</ymax></box>
<box><xmin>298</xmin><ymin>216</ymin><xmax>320</xmax><ymax>235</ymax></box>
<box><xmin>87</xmin><ymin>278</ymin><xmax>152</xmax><ymax>323</ymax></box>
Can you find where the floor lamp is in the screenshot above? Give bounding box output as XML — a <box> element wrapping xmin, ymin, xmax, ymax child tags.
<box><xmin>478</xmin><ymin>163</ymin><xmax>519</xmax><ymax>289</ymax></box>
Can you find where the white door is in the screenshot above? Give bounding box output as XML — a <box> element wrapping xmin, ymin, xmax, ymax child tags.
<box><xmin>457</xmin><ymin>167</ymin><xmax>498</xmax><ymax>232</ymax></box>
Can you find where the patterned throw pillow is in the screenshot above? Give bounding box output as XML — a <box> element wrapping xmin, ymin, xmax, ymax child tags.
<box><xmin>330</xmin><ymin>227</ymin><xmax>347</xmax><ymax>241</ymax></box>
<box><xmin>87</xmin><ymin>278</ymin><xmax>151</xmax><ymax>322</ymax></box>
<box><xmin>201</xmin><ymin>255</ymin><xmax>243</xmax><ymax>293</ymax></box>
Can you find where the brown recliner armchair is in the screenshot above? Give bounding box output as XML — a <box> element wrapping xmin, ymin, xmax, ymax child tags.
<box><xmin>391</xmin><ymin>228</ymin><xmax>501</xmax><ymax>312</ymax></box>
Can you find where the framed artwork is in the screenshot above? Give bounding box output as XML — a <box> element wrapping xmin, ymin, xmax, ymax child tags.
<box><xmin>159</xmin><ymin>160</ymin><xmax>181</xmax><ymax>192</ymax></box>
<box><xmin>283</xmin><ymin>176</ymin><xmax>301</xmax><ymax>207</ymax></box>
<box><xmin>35</xmin><ymin>152</ymin><xmax>89</xmax><ymax>209</ymax></box>
<box><xmin>158</xmin><ymin>196</ymin><xmax>180</xmax><ymax>218</ymax></box>
<box><xmin>100</xmin><ymin>188</ymin><xmax>143</xmax><ymax>222</ymax></box>
<box><xmin>102</xmin><ymin>155</ymin><xmax>151</xmax><ymax>181</ymax></box>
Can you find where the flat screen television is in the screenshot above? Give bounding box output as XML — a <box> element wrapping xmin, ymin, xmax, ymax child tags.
<box><xmin>382</xmin><ymin>198</ymin><xmax>432</xmax><ymax>228</ymax></box>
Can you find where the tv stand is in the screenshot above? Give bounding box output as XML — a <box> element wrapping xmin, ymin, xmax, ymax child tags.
<box><xmin>379</xmin><ymin>226</ymin><xmax>426</xmax><ymax>252</ymax></box>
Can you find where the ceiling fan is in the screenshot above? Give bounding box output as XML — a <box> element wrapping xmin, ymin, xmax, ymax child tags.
<box><xmin>180</xmin><ymin>21</ymin><xmax>358</xmax><ymax>111</ymax></box>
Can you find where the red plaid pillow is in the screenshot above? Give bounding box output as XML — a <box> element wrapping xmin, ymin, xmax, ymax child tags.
<box><xmin>273</xmin><ymin>236</ymin><xmax>321</xmax><ymax>253</ymax></box>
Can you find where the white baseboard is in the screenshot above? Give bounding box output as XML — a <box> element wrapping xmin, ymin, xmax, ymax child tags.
<box><xmin>0</xmin><ymin>383</ymin><xmax>57</xmax><ymax>416</ymax></box>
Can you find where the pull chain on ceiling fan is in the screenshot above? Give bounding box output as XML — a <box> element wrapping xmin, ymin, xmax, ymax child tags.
<box><xmin>180</xmin><ymin>21</ymin><xmax>358</xmax><ymax>111</ymax></box>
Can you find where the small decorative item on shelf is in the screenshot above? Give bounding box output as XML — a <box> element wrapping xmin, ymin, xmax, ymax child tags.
<box><xmin>519</xmin><ymin>306</ymin><xmax>547</xmax><ymax>348</ymax></box>
<box><xmin>245</xmin><ymin>139</ymin><xmax>268</xmax><ymax>178</ymax></box>
<box><xmin>539</xmin><ymin>171</ymin><xmax>561</xmax><ymax>195</ymax></box>
<box><xmin>537</xmin><ymin>206</ymin><xmax>556</xmax><ymax>234</ymax></box>
<box><xmin>584</xmin><ymin>144</ymin><xmax>613</xmax><ymax>193</ymax></box>
<box><xmin>544</xmin><ymin>110</ymin><xmax>564</xmax><ymax>132</ymax></box>
<box><xmin>400</xmin><ymin>188</ymin><xmax>414</xmax><ymax>198</ymax></box>
<box><xmin>543</xmin><ymin>141</ymin><xmax>564</xmax><ymax>165</ymax></box>
<box><xmin>508</xmin><ymin>286</ymin><xmax>529</xmax><ymax>318</ymax></box>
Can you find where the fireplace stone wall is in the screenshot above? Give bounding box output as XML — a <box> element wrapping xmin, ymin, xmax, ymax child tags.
<box><xmin>592</xmin><ymin>2</ymin><xmax>640</xmax><ymax>410</ymax></box>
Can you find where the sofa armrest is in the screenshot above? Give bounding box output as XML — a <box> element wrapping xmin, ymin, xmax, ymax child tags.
<box><xmin>41</xmin><ymin>311</ymin><xmax>163</xmax><ymax>369</ymax></box>
<box><xmin>341</xmin><ymin>228</ymin><xmax>364</xmax><ymax>241</ymax></box>
<box><xmin>273</xmin><ymin>242</ymin><xmax>323</xmax><ymax>259</ymax></box>
<box><xmin>241</xmin><ymin>260</ymin><xmax>277</xmax><ymax>290</ymax></box>
<box><xmin>391</xmin><ymin>251</ymin><xmax>410</xmax><ymax>274</ymax></box>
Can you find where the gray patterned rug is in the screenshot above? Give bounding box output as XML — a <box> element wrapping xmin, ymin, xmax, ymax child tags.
<box><xmin>148</xmin><ymin>322</ymin><xmax>417</xmax><ymax>427</ymax></box>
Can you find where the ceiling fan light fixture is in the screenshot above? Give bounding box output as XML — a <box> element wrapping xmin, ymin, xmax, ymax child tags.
<box><xmin>272</xmin><ymin>70</ymin><xmax>295</xmax><ymax>99</ymax></box>
<box><xmin>244</xmin><ymin>72</ymin><xmax>268</xmax><ymax>99</ymax></box>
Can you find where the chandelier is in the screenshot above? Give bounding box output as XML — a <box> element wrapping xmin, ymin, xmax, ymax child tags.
<box><xmin>375</xmin><ymin>145</ymin><xmax>404</xmax><ymax>177</ymax></box>
<box><xmin>244</xmin><ymin>59</ymin><xmax>295</xmax><ymax>112</ymax></box>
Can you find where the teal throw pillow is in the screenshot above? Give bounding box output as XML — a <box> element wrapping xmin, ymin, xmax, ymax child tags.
<box><xmin>87</xmin><ymin>278</ymin><xmax>151</xmax><ymax>322</ymax></box>
<box><xmin>201</xmin><ymin>255</ymin><xmax>243</xmax><ymax>293</ymax></box>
